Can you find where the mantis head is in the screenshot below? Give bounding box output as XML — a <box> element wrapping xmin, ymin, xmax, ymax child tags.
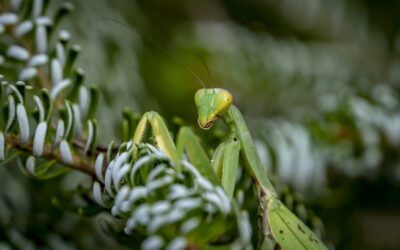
<box><xmin>194</xmin><ymin>88</ymin><xmax>233</xmax><ymax>129</ymax></box>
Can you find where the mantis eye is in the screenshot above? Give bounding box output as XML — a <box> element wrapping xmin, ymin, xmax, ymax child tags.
<box><xmin>198</xmin><ymin>119</ymin><xmax>213</xmax><ymax>130</ymax></box>
<box><xmin>215</xmin><ymin>91</ymin><xmax>233</xmax><ymax>115</ymax></box>
<box><xmin>203</xmin><ymin>121</ymin><xmax>213</xmax><ymax>129</ymax></box>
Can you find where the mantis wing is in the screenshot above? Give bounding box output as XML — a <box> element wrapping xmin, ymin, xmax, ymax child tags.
<box><xmin>267</xmin><ymin>199</ymin><xmax>327</xmax><ymax>250</ymax></box>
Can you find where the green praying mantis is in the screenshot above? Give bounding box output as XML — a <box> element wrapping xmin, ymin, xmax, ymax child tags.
<box><xmin>132</xmin><ymin>87</ymin><xmax>327</xmax><ymax>249</ymax></box>
<box><xmin>100</xmin><ymin>16</ymin><xmax>326</xmax><ymax>249</ymax></box>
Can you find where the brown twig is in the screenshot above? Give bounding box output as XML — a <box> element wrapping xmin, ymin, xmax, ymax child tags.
<box><xmin>5</xmin><ymin>133</ymin><xmax>96</xmax><ymax>177</ymax></box>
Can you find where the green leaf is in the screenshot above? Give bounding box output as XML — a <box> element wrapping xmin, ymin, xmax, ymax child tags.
<box><xmin>0</xmin><ymin>149</ymin><xmax>22</xmax><ymax>166</ymax></box>
<box><xmin>87</xmin><ymin>85</ymin><xmax>99</xmax><ymax>120</ymax></box>
<box><xmin>77</xmin><ymin>205</ymin><xmax>105</xmax><ymax>216</ymax></box>
<box><xmin>40</xmin><ymin>88</ymin><xmax>53</xmax><ymax>122</ymax></box>
<box><xmin>32</xmin><ymin>160</ymin><xmax>70</xmax><ymax>180</ymax></box>
<box><xmin>51</xmin><ymin>2</ymin><xmax>74</xmax><ymax>35</ymax></box>
<box><xmin>122</xmin><ymin>107</ymin><xmax>139</xmax><ymax>141</ymax></box>
<box><xmin>107</xmin><ymin>140</ymin><xmax>115</xmax><ymax>163</ymax></box>
<box><xmin>90</xmin><ymin>119</ymin><xmax>98</xmax><ymax>155</ymax></box>
<box><xmin>51</xmin><ymin>196</ymin><xmax>105</xmax><ymax>217</ymax></box>
<box><xmin>187</xmin><ymin>216</ymin><xmax>231</xmax><ymax>246</ymax></box>
<box><xmin>67</xmin><ymin>68</ymin><xmax>84</xmax><ymax>102</ymax></box>
<box><xmin>63</xmin><ymin>44</ymin><xmax>81</xmax><ymax>76</ymax></box>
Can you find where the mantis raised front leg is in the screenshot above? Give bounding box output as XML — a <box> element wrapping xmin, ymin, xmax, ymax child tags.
<box><xmin>132</xmin><ymin>89</ymin><xmax>327</xmax><ymax>249</ymax></box>
<box><xmin>132</xmin><ymin>111</ymin><xmax>219</xmax><ymax>185</ymax></box>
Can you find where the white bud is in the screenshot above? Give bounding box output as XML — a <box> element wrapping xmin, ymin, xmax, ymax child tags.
<box><xmin>151</xmin><ymin>201</ymin><xmax>170</xmax><ymax>215</ymax></box>
<box><xmin>147</xmin><ymin>164</ymin><xmax>167</xmax><ymax>182</ymax></box>
<box><xmin>104</xmin><ymin>161</ymin><xmax>114</xmax><ymax>196</ymax></box>
<box><xmin>129</xmin><ymin>155</ymin><xmax>157</xmax><ymax>183</ymax></box>
<box><xmin>174</xmin><ymin>198</ymin><xmax>202</xmax><ymax>211</ymax></box>
<box><xmin>73</xmin><ymin>104</ymin><xmax>83</xmax><ymax>137</ymax></box>
<box><xmin>92</xmin><ymin>181</ymin><xmax>106</xmax><ymax>207</ymax></box>
<box><xmin>168</xmin><ymin>184</ymin><xmax>192</xmax><ymax>200</ymax></box>
<box><xmin>10</xmin><ymin>0</ymin><xmax>22</xmax><ymax>11</ymax></box>
<box><xmin>84</xmin><ymin>122</ymin><xmax>94</xmax><ymax>154</ymax></box>
<box><xmin>35</xmin><ymin>16</ymin><xmax>52</xmax><ymax>26</ymax></box>
<box><xmin>239</xmin><ymin>211</ymin><xmax>252</xmax><ymax>244</ymax></box>
<box><xmin>19</xmin><ymin>67</ymin><xmax>37</xmax><ymax>81</ymax></box>
<box><xmin>165</xmin><ymin>209</ymin><xmax>186</xmax><ymax>223</ymax></box>
<box><xmin>196</xmin><ymin>176</ymin><xmax>214</xmax><ymax>191</ymax></box>
<box><xmin>78</xmin><ymin>86</ymin><xmax>89</xmax><ymax>118</ymax></box>
<box><xmin>29</xmin><ymin>54</ymin><xmax>48</xmax><ymax>67</ymax></box>
<box><xmin>147</xmin><ymin>216</ymin><xmax>169</xmax><ymax>233</ymax></box>
<box><xmin>33</xmin><ymin>122</ymin><xmax>47</xmax><ymax>156</ymax></box>
<box><xmin>56</xmin><ymin>43</ymin><xmax>65</xmax><ymax>66</ymax></box>
<box><xmin>5</xmin><ymin>96</ymin><xmax>16</xmax><ymax>132</ymax></box>
<box><xmin>216</xmin><ymin>187</ymin><xmax>231</xmax><ymax>212</ymax></box>
<box><xmin>112</xmin><ymin>151</ymin><xmax>129</xmax><ymax>183</ymax></box>
<box><xmin>7</xmin><ymin>45</ymin><xmax>29</xmax><ymax>61</ymax></box>
<box><xmin>180</xmin><ymin>218</ymin><xmax>200</xmax><ymax>234</ymax></box>
<box><xmin>16</xmin><ymin>104</ymin><xmax>30</xmax><ymax>144</ymax></box>
<box><xmin>141</xmin><ymin>236</ymin><xmax>164</xmax><ymax>250</ymax></box>
<box><xmin>50</xmin><ymin>79</ymin><xmax>70</xmax><ymax>100</ymax></box>
<box><xmin>133</xmin><ymin>204</ymin><xmax>151</xmax><ymax>225</ymax></box>
<box><xmin>166</xmin><ymin>237</ymin><xmax>186</xmax><ymax>250</ymax></box>
<box><xmin>35</xmin><ymin>25</ymin><xmax>47</xmax><ymax>53</ymax></box>
<box><xmin>26</xmin><ymin>156</ymin><xmax>36</xmax><ymax>175</ymax></box>
<box><xmin>114</xmin><ymin>185</ymin><xmax>130</xmax><ymax>206</ymax></box>
<box><xmin>59</xmin><ymin>140</ymin><xmax>73</xmax><ymax>164</ymax></box>
<box><xmin>54</xmin><ymin>119</ymin><xmax>65</xmax><ymax>146</ymax></box>
<box><xmin>8</xmin><ymin>84</ymin><xmax>23</xmax><ymax>103</ymax></box>
<box><xmin>0</xmin><ymin>13</ymin><xmax>18</xmax><ymax>25</ymax></box>
<box><xmin>95</xmin><ymin>153</ymin><xmax>105</xmax><ymax>182</ymax></box>
<box><xmin>51</xmin><ymin>59</ymin><xmax>62</xmax><ymax>85</ymax></box>
<box><xmin>114</xmin><ymin>164</ymin><xmax>130</xmax><ymax>190</ymax></box>
<box><xmin>33</xmin><ymin>0</ymin><xmax>43</xmax><ymax>19</ymax></box>
<box><xmin>126</xmin><ymin>187</ymin><xmax>147</xmax><ymax>205</ymax></box>
<box><xmin>33</xmin><ymin>95</ymin><xmax>45</xmax><ymax>122</ymax></box>
<box><xmin>0</xmin><ymin>132</ymin><xmax>5</xmax><ymax>160</ymax></box>
<box><xmin>15</xmin><ymin>21</ymin><xmax>33</xmax><ymax>38</ymax></box>
<box><xmin>124</xmin><ymin>217</ymin><xmax>137</xmax><ymax>234</ymax></box>
<box><xmin>203</xmin><ymin>191</ymin><xmax>228</xmax><ymax>214</ymax></box>
<box><xmin>59</xmin><ymin>30</ymin><xmax>70</xmax><ymax>40</ymax></box>
<box><xmin>146</xmin><ymin>176</ymin><xmax>173</xmax><ymax>191</ymax></box>
<box><xmin>65</xmin><ymin>102</ymin><xmax>73</xmax><ymax>139</ymax></box>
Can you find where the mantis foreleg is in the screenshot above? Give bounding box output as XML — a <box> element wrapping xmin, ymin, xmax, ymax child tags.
<box><xmin>175</xmin><ymin>127</ymin><xmax>219</xmax><ymax>183</ymax></box>
<box><xmin>224</xmin><ymin>106</ymin><xmax>276</xmax><ymax>198</ymax></box>
<box><xmin>133</xmin><ymin>115</ymin><xmax>220</xmax><ymax>183</ymax></box>
<box><xmin>133</xmin><ymin>111</ymin><xmax>176</xmax><ymax>160</ymax></box>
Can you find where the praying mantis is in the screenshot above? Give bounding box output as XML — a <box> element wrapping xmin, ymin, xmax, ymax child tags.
<box><xmin>132</xmin><ymin>87</ymin><xmax>327</xmax><ymax>249</ymax></box>
<box><xmin>87</xmin><ymin>19</ymin><xmax>325</xmax><ymax>248</ymax></box>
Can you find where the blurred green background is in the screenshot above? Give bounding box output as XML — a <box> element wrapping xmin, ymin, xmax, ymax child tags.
<box><xmin>2</xmin><ymin>0</ymin><xmax>400</xmax><ymax>249</ymax></box>
<box><xmin>66</xmin><ymin>0</ymin><xmax>400</xmax><ymax>249</ymax></box>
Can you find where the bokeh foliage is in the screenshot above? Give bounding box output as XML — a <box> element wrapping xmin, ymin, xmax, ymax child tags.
<box><xmin>1</xmin><ymin>0</ymin><xmax>400</xmax><ymax>249</ymax></box>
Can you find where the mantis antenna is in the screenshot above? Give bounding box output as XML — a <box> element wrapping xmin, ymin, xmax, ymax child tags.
<box><xmin>196</xmin><ymin>54</ymin><xmax>213</xmax><ymax>86</ymax></box>
<box><xmin>196</xmin><ymin>54</ymin><xmax>216</xmax><ymax>94</ymax></box>
<box><xmin>94</xmin><ymin>18</ymin><xmax>207</xmax><ymax>89</ymax></box>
